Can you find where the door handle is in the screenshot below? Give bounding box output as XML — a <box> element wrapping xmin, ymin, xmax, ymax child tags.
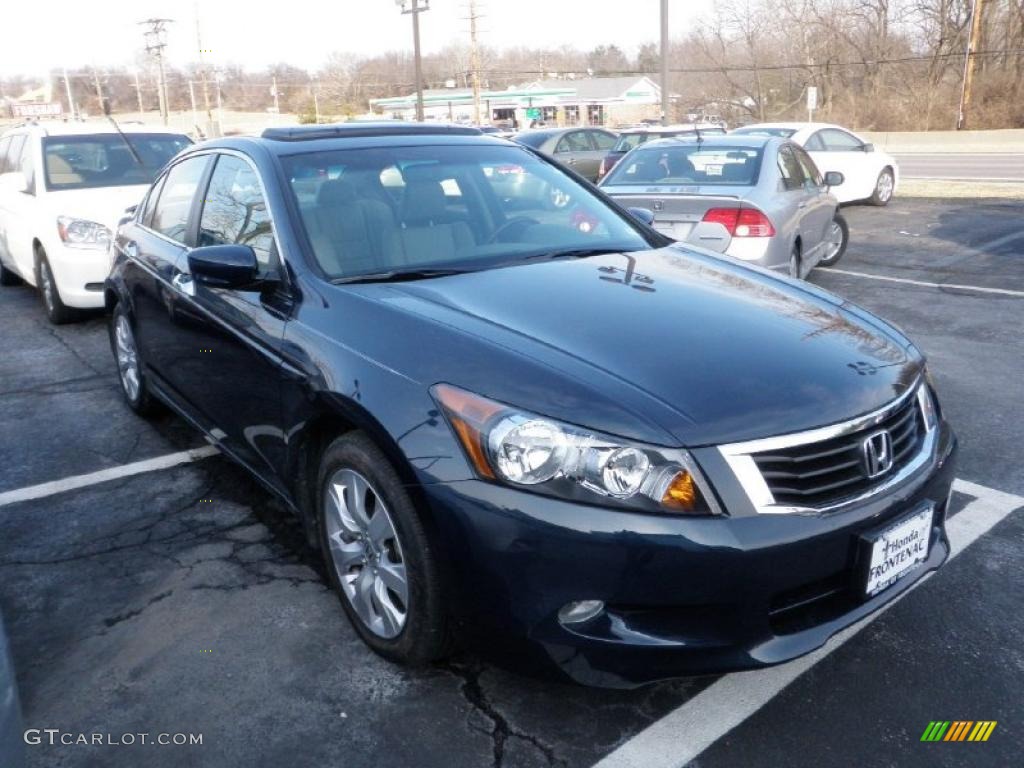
<box><xmin>172</xmin><ymin>272</ymin><xmax>195</xmax><ymax>297</ymax></box>
<box><xmin>124</xmin><ymin>241</ymin><xmax>138</xmax><ymax>259</ymax></box>
<box><xmin>566</xmin><ymin>157</ymin><xmax>577</xmax><ymax>165</ymax></box>
<box><xmin>797</xmin><ymin>202</ymin><xmax>808</xmax><ymax>209</ymax></box>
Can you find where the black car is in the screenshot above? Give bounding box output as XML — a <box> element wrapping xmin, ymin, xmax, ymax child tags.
<box><xmin>105</xmin><ymin>123</ymin><xmax>957</xmax><ymax>687</ymax></box>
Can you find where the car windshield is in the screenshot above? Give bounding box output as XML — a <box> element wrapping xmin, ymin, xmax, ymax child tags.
<box><xmin>42</xmin><ymin>133</ymin><xmax>192</xmax><ymax>191</ymax></box>
<box><xmin>732</xmin><ymin>127</ymin><xmax>797</xmax><ymax>138</ymax></box>
<box><xmin>602</xmin><ymin>144</ymin><xmax>764</xmax><ymax>187</ymax></box>
<box><xmin>280</xmin><ymin>144</ymin><xmax>653</xmax><ymax>281</ymax></box>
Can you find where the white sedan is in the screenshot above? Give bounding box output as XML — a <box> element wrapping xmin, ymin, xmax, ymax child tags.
<box><xmin>0</xmin><ymin>123</ymin><xmax>191</xmax><ymax>323</ymax></box>
<box><xmin>731</xmin><ymin>122</ymin><xmax>898</xmax><ymax>205</ymax></box>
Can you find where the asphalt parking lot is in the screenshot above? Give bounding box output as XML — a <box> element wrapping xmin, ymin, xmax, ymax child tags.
<box><xmin>1</xmin><ymin>197</ymin><xmax>1022</xmax><ymax>768</ymax></box>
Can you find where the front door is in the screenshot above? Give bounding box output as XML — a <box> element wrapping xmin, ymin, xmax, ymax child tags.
<box><xmin>163</xmin><ymin>152</ymin><xmax>292</xmax><ymax>489</ymax></box>
<box><xmin>790</xmin><ymin>144</ymin><xmax>835</xmax><ymax>265</ymax></box>
<box><xmin>805</xmin><ymin>128</ymin><xmax>872</xmax><ymax>201</ymax></box>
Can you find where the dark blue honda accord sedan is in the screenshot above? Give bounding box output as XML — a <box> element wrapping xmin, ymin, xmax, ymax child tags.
<box><xmin>105</xmin><ymin>123</ymin><xmax>957</xmax><ymax>687</ymax></box>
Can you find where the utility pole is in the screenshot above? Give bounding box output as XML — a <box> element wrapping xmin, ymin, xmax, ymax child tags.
<box><xmin>92</xmin><ymin>68</ymin><xmax>105</xmax><ymax>115</ymax></box>
<box><xmin>140</xmin><ymin>18</ymin><xmax>174</xmax><ymax>125</ymax></box>
<box><xmin>468</xmin><ymin>0</ymin><xmax>483</xmax><ymax>125</ymax></box>
<box><xmin>272</xmin><ymin>75</ymin><xmax>280</xmax><ymax>112</ymax></box>
<box><xmin>957</xmin><ymin>0</ymin><xmax>986</xmax><ymax>130</ymax></box>
<box><xmin>195</xmin><ymin>3</ymin><xmax>214</xmax><ymax>130</ymax></box>
<box><xmin>62</xmin><ymin>67</ymin><xmax>77</xmax><ymax>120</ymax></box>
<box><xmin>132</xmin><ymin>68</ymin><xmax>145</xmax><ymax>114</ymax></box>
<box><xmin>312</xmin><ymin>76</ymin><xmax>321</xmax><ymax>124</ymax></box>
<box><xmin>188</xmin><ymin>80</ymin><xmax>198</xmax><ymax>129</ymax></box>
<box><xmin>660</xmin><ymin>0</ymin><xmax>670</xmax><ymax>125</ymax></box>
<box><xmin>398</xmin><ymin>0</ymin><xmax>430</xmax><ymax>122</ymax></box>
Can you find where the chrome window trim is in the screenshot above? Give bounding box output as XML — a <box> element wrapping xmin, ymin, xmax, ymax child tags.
<box><xmin>718</xmin><ymin>380</ymin><xmax>937</xmax><ymax>515</ymax></box>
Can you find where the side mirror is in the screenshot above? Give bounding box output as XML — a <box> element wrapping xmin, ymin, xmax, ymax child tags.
<box><xmin>188</xmin><ymin>244</ymin><xmax>259</xmax><ymax>288</ymax></box>
<box><xmin>627</xmin><ymin>207</ymin><xmax>656</xmax><ymax>226</ymax></box>
<box><xmin>0</xmin><ymin>172</ymin><xmax>29</xmax><ymax>194</ymax></box>
<box><xmin>862</xmin><ymin>143</ymin><xmax>875</xmax><ymax>153</ymax></box>
<box><xmin>824</xmin><ymin>171</ymin><xmax>845</xmax><ymax>187</ymax></box>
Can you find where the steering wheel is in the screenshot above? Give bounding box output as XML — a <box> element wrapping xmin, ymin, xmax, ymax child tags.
<box><xmin>487</xmin><ymin>216</ymin><xmax>539</xmax><ymax>244</ymax></box>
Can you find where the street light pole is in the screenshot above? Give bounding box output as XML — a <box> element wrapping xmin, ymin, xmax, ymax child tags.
<box><xmin>660</xmin><ymin>0</ymin><xmax>670</xmax><ymax>125</ymax></box>
<box><xmin>398</xmin><ymin>0</ymin><xmax>430</xmax><ymax>122</ymax></box>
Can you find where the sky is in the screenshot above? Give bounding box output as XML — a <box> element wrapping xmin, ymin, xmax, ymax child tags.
<box><xmin>1</xmin><ymin>0</ymin><xmax>717</xmax><ymax>77</ymax></box>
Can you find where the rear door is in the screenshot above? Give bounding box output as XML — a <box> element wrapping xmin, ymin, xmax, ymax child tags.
<box><xmin>0</xmin><ymin>134</ymin><xmax>35</xmax><ymax>280</ymax></box>
<box><xmin>553</xmin><ymin>130</ymin><xmax>599</xmax><ymax>180</ymax></box>
<box><xmin>120</xmin><ymin>153</ymin><xmax>211</xmax><ymax>382</ymax></box>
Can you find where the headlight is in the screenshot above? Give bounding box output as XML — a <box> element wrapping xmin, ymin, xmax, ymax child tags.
<box><xmin>432</xmin><ymin>383</ymin><xmax>722</xmax><ymax>515</ymax></box>
<box><xmin>57</xmin><ymin>216</ymin><xmax>112</xmax><ymax>250</ymax></box>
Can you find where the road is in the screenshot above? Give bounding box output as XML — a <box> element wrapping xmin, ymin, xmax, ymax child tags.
<box><xmin>895</xmin><ymin>152</ymin><xmax>1024</xmax><ymax>182</ymax></box>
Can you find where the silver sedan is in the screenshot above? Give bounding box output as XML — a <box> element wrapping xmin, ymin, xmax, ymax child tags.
<box><xmin>599</xmin><ymin>134</ymin><xmax>848</xmax><ymax>278</ymax></box>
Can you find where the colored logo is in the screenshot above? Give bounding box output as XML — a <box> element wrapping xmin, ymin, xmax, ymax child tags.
<box><xmin>921</xmin><ymin>721</ymin><xmax>997</xmax><ymax>742</ymax></box>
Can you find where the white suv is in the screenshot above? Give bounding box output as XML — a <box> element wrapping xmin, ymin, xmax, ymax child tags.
<box><xmin>0</xmin><ymin>123</ymin><xmax>191</xmax><ymax>323</ymax></box>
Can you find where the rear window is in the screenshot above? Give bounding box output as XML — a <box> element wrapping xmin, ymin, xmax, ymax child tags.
<box><xmin>603</xmin><ymin>145</ymin><xmax>764</xmax><ymax>186</ymax></box>
<box><xmin>42</xmin><ymin>133</ymin><xmax>192</xmax><ymax>191</ymax></box>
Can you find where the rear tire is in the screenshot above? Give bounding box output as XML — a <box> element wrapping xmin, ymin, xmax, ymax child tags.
<box><xmin>869</xmin><ymin>168</ymin><xmax>895</xmax><ymax>206</ymax></box>
<box><xmin>818</xmin><ymin>214</ymin><xmax>849</xmax><ymax>267</ymax></box>
<box><xmin>317</xmin><ymin>432</ymin><xmax>452</xmax><ymax>666</ymax></box>
<box><xmin>36</xmin><ymin>249</ymin><xmax>76</xmax><ymax>325</ymax></box>
<box><xmin>0</xmin><ymin>261</ymin><xmax>21</xmax><ymax>286</ymax></box>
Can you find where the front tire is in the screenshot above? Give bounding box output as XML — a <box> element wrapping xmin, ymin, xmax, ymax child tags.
<box><xmin>36</xmin><ymin>250</ymin><xmax>76</xmax><ymax>324</ymax></box>
<box><xmin>109</xmin><ymin>303</ymin><xmax>159</xmax><ymax>417</ymax></box>
<box><xmin>818</xmin><ymin>214</ymin><xmax>849</xmax><ymax>267</ymax></box>
<box><xmin>317</xmin><ymin>432</ymin><xmax>451</xmax><ymax>665</ymax></box>
<box><xmin>870</xmin><ymin>168</ymin><xmax>895</xmax><ymax>206</ymax></box>
<box><xmin>789</xmin><ymin>242</ymin><xmax>802</xmax><ymax>280</ymax></box>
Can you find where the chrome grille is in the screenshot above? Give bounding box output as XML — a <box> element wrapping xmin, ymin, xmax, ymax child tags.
<box><xmin>750</xmin><ymin>393</ymin><xmax>924</xmax><ymax>508</ymax></box>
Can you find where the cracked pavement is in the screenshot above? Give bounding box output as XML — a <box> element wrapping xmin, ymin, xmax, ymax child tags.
<box><xmin>1</xmin><ymin>198</ymin><xmax>1022</xmax><ymax>767</ymax></box>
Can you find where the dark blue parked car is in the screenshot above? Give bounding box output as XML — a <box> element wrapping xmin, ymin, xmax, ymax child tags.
<box><xmin>105</xmin><ymin>123</ymin><xmax>957</xmax><ymax>687</ymax></box>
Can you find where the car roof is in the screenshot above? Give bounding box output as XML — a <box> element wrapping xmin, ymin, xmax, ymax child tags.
<box><xmin>2</xmin><ymin>121</ymin><xmax>189</xmax><ymax>138</ymax></box>
<box><xmin>733</xmin><ymin>122</ymin><xmax>847</xmax><ymax>133</ymax></box>
<box><xmin>195</xmin><ymin>122</ymin><xmax>519</xmax><ymax>157</ymax></box>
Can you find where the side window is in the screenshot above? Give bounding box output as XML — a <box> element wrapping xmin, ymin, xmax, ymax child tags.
<box><xmin>556</xmin><ymin>131</ymin><xmax>591</xmax><ymax>153</ymax></box>
<box><xmin>591</xmin><ymin>131</ymin><xmax>617</xmax><ymax>151</ymax></box>
<box><xmin>141</xmin><ymin>173</ymin><xmax>167</xmax><ymax>227</ymax></box>
<box><xmin>151</xmin><ymin>155</ymin><xmax>209</xmax><ymax>244</ymax></box>
<box><xmin>777</xmin><ymin>146</ymin><xmax>806</xmax><ymax>191</ymax></box>
<box><xmin>820</xmin><ymin>129</ymin><xmax>863</xmax><ymax>151</ymax></box>
<box><xmin>0</xmin><ymin>137</ymin><xmax>11</xmax><ymax>174</ymax></box>
<box><xmin>18</xmin><ymin>139</ymin><xmax>36</xmax><ymax>195</ymax></box>
<box><xmin>4</xmin><ymin>136</ymin><xmax>26</xmax><ymax>177</ymax></box>
<box><xmin>198</xmin><ymin>155</ymin><xmax>276</xmax><ymax>269</ymax></box>
<box><xmin>792</xmin><ymin>146</ymin><xmax>823</xmax><ymax>187</ymax></box>
<box><xmin>804</xmin><ymin>132</ymin><xmax>826</xmax><ymax>152</ymax></box>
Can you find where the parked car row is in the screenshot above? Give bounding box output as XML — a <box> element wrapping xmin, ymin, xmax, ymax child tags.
<box><xmin>0</xmin><ymin>121</ymin><xmax>954</xmax><ymax>691</ymax></box>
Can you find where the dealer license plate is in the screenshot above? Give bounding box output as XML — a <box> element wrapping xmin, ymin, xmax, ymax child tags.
<box><xmin>864</xmin><ymin>506</ymin><xmax>933</xmax><ymax>596</ymax></box>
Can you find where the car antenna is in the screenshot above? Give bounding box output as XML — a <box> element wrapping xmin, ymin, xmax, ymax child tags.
<box><xmin>102</xmin><ymin>98</ymin><xmax>144</xmax><ymax>166</ymax></box>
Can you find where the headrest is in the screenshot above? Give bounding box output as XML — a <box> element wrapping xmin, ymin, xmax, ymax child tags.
<box><xmin>401</xmin><ymin>180</ymin><xmax>446</xmax><ymax>224</ymax></box>
<box><xmin>316</xmin><ymin>178</ymin><xmax>357</xmax><ymax>207</ymax></box>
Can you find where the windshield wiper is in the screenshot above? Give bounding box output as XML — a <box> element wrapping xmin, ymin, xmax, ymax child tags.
<box><xmin>521</xmin><ymin>246</ymin><xmax>624</xmax><ymax>262</ymax></box>
<box><xmin>331</xmin><ymin>267</ymin><xmax>469</xmax><ymax>285</ymax></box>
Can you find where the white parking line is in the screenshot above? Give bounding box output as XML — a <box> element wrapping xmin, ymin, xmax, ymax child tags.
<box><xmin>0</xmin><ymin>445</ymin><xmax>220</xmax><ymax>509</ymax></box>
<box><xmin>818</xmin><ymin>267</ymin><xmax>1024</xmax><ymax>297</ymax></box>
<box><xmin>593</xmin><ymin>479</ymin><xmax>1024</xmax><ymax>768</ymax></box>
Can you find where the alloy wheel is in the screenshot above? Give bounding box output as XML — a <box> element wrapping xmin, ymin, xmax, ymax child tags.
<box><xmin>114</xmin><ymin>314</ymin><xmax>141</xmax><ymax>402</ymax></box>
<box><xmin>876</xmin><ymin>171</ymin><xmax>894</xmax><ymax>202</ymax></box>
<box><xmin>824</xmin><ymin>221</ymin><xmax>845</xmax><ymax>260</ymax></box>
<box><xmin>324</xmin><ymin>468</ymin><xmax>408</xmax><ymax>639</ymax></box>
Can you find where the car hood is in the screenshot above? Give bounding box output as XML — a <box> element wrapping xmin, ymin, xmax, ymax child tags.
<box><xmin>44</xmin><ymin>186</ymin><xmax>150</xmax><ymax>233</ymax></box>
<box><xmin>372</xmin><ymin>246</ymin><xmax>922</xmax><ymax>447</ymax></box>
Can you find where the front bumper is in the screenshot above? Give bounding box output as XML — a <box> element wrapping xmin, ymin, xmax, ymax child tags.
<box><xmin>424</xmin><ymin>422</ymin><xmax>957</xmax><ymax>687</ymax></box>
<box><xmin>45</xmin><ymin>241</ymin><xmax>110</xmax><ymax>308</ymax></box>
